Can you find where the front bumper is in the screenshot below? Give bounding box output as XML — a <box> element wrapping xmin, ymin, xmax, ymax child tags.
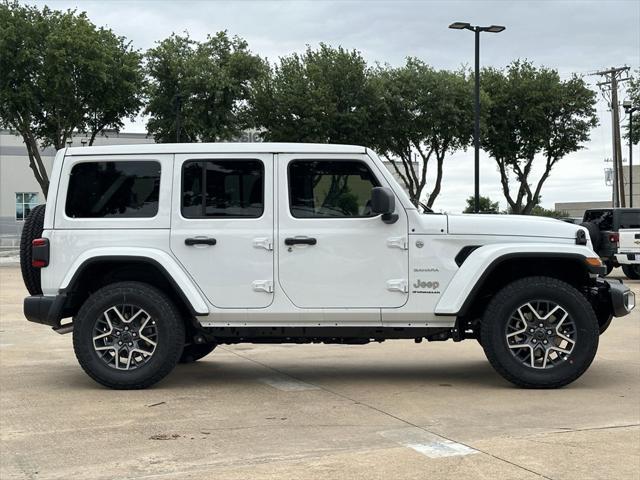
<box><xmin>596</xmin><ymin>278</ymin><xmax>635</xmax><ymax>317</ymax></box>
<box><xmin>24</xmin><ymin>294</ymin><xmax>68</xmax><ymax>330</ymax></box>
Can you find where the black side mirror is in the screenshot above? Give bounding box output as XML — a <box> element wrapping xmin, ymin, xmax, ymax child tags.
<box><xmin>371</xmin><ymin>187</ymin><xmax>398</xmax><ymax>224</ymax></box>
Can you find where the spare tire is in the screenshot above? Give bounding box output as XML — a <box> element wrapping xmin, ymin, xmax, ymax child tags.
<box><xmin>580</xmin><ymin>222</ymin><xmax>601</xmax><ymax>250</ymax></box>
<box><xmin>20</xmin><ymin>204</ymin><xmax>46</xmax><ymax>295</ymax></box>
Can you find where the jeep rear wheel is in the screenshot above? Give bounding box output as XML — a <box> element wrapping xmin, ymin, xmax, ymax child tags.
<box><xmin>481</xmin><ymin>276</ymin><xmax>599</xmax><ymax>388</ymax></box>
<box><xmin>622</xmin><ymin>264</ymin><xmax>640</xmax><ymax>280</ymax></box>
<box><xmin>73</xmin><ymin>282</ymin><xmax>185</xmax><ymax>389</ymax></box>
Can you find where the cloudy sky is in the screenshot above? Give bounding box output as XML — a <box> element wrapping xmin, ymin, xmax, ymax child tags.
<box><xmin>30</xmin><ymin>0</ymin><xmax>640</xmax><ymax>213</ymax></box>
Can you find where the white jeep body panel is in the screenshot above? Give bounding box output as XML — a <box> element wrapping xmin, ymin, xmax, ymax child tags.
<box><xmin>615</xmin><ymin>228</ymin><xmax>640</xmax><ymax>265</ymax></box>
<box><xmin>40</xmin><ymin>143</ymin><xmax>598</xmax><ymax>328</ymax></box>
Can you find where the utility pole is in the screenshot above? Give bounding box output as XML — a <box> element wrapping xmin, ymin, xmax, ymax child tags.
<box><xmin>593</xmin><ymin>66</ymin><xmax>630</xmax><ymax>207</ymax></box>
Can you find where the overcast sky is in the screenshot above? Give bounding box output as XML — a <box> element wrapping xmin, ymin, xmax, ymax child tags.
<box><xmin>30</xmin><ymin>0</ymin><xmax>640</xmax><ymax>213</ymax></box>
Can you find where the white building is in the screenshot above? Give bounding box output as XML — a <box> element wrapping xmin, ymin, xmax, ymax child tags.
<box><xmin>0</xmin><ymin>129</ymin><xmax>154</xmax><ymax>250</ymax></box>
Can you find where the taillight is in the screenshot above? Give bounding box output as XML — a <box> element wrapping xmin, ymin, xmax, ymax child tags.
<box><xmin>31</xmin><ymin>238</ymin><xmax>49</xmax><ymax>268</ymax></box>
<box><xmin>609</xmin><ymin>233</ymin><xmax>619</xmax><ymax>244</ymax></box>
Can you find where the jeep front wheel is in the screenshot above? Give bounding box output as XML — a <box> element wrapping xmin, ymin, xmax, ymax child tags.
<box><xmin>73</xmin><ymin>282</ymin><xmax>185</xmax><ymax>389</ymax></box>
<box><xmin>481</xmin><ymin>276</ymin><xmax>599</xmax><ymax>388</ymax></box>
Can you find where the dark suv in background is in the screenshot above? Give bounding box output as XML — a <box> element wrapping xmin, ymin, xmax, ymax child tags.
<box><xmin>581</xmin><ymin>208</ymin><xmax>640</xmax><ymax>274</ymax></box>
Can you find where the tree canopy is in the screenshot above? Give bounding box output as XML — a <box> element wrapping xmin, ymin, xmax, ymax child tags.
<box><xmin>251</xmin><ymin>44</ymin><xmax>378</xmax><ymax>146</ymax></box>
<box><xmin>0</xmin><ymin>1</ymin><xmax>144</xmax><ymax>196</ymax></box>
<box><xmin>145</xmin><ymin>31</ymin><xmax>267</xmax><ymax>143</ymax></box>
<box><xmin>463</xmin><ymin>195</ymin><xmax>499</xmax><ymax>213</ymax></box>
<box><xmin>371</xmin><ymin>60</ymin><xmax>474</xmax><ymax>208</ymax></box>
<box><xmin>481</xmin><ymin>61</ymin><xmax>598</xmax><ymax>214</ymax></box>
<box><xmin>625</xmin><ymin>70</ymin><xmax>640</xmax><ymax>145</ymax></box>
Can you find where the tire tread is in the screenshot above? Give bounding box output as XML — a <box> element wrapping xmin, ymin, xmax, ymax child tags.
<box><xmin>481</xmin><ymin>276</ymin><xmax>599</xmax><ymax>389</ymax></box>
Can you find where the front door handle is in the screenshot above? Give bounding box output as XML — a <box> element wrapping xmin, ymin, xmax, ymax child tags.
<box><xmin>284</xmin><ymin>237</ymin><xmax>317</xmax><ymax>246</ymax></box>
<box><xmin>185</xmin><ymin>237</ymin><xmax>217</xmax><ymax>246</ymax></box>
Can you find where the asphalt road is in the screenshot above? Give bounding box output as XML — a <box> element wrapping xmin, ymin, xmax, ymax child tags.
<box><xmin>1</xmin><ymin>265</ymin><xmax>639</xmax><ymax>480</ymax></box>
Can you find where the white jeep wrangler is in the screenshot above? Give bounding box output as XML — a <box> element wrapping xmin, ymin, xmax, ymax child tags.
<box><xmin>21</xmin><ymin>143</ymin><xmax>635</xmax><ymax>389</ymax></box>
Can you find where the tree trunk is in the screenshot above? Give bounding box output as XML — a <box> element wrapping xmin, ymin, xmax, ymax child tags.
<box><xmin>22</xmin><ymin>131</ymin><xmax>49</xmax><ymax>198</ymax></box>
<box><xmin>426</xmin><ymin>152</ymin><xmax>444</xmax><ymax>208</ymax></box>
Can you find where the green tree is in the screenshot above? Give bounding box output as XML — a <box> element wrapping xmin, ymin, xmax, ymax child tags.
<box><xmin>145</xmin><ymin>32</ymin><xmax>267</xmax><ymax>143</ymax></box>
<box><xmin>463</xmin><ymin>195</ymin><xmax>499</xmax><ymax>213</ymax></box>
<box><xmin>528</xmin><ymin>205</ymin><xmax>569</xmax><ymax>219</ymax></box>
<box><xmin>624</xmin><ymin>69</ymin><xmax>640</xmax><ymax>145</ymax></box>
<box><xmin>371</xmin><ymin>60</ymin><xmax>474</xmax><ymax>208</ymax></box>
<box><xmin>481</xmin><ymin>60</ymin><xmax>598</xmax><ymax>215</ymax></box>
<box><xmin>0</xmin><ymin>1</ymin><xmax>143</xmax><ymax>197</ymax></box>
<box><xmin>251</xmin><ymin>44</ymin><xmax>378</xmax><ymax>146</ymax></box>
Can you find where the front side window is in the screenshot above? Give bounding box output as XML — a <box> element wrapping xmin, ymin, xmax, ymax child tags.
<box><xmin>182</xmin><ymin>160</ymin><xmax>264</xmax><ymax>218</ymax></box>
<box><xmin>288</xmin><ymin>160</ymin><xmax>380</xmax><ymax>218</ymax></box>
<box><xmin>66</xmin><ymin>161</ymin><xmax>160</xmax><ymax>218</ymax></box>
<box><xmin>16</xmin><ymin>192</ymin><xmax>39</xmax><ymax>221</ymax></box>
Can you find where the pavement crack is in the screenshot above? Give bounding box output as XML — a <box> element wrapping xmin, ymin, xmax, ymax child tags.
<box><xmin>523</xmin><ymin>423</ymin><xmax>640</xmax><ymax>437</ymax></box>
<box><xmin>221</xmin><ymin>347</ymin><xmax>555</xmax><ymax>480</ymax></box>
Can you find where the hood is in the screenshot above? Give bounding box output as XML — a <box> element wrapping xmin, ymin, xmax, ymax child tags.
<box><xmin>446</xmin><ymin>214</ymin><xmax>582</xmax><ymax>239</ymax></box>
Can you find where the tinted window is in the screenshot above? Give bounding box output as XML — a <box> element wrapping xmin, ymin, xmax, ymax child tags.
<box><xmin>619</xmin><ymin>211</ymin><xmax>640</xmax><ymax>229</ymax></box>
<box><xmin>182</xmin><ymin>160</ymin><xmax>264</xmax><ymax>218</ymax></box>
<box><xmin>66</xmin><ymin>161</ymin><xmax>160</xmax><ymax>218</ymax></box>
<box><xmin>289</xmin><ymin>160</ymin><xmax>380</xmax><ymax>218</ymax></box>
<box><xmin>583</xmin><ymin>210</ymin><xmax>613</xmax><ymax>231</ymax></box>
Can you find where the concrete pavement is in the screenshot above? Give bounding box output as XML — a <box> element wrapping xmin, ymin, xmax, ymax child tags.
<box><xmin>1</xmin><ymin>265</ymin><xmax>639</xmax><ymax>479</ymax></box>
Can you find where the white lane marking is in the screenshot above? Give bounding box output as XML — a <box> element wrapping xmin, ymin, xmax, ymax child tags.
<box><xmin>258</xmin><ymin>376</ymin><xmax>319</xmax><ymax>392</ymax></box>
<box><xmin>379</xmin><ymin>427</ymin><xmax>478</xmax><ymax>458</ymax></box>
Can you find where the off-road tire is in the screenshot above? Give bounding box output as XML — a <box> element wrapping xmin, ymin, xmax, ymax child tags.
<box><xmin>622</xmin><ymin>264</ymin><xmax>640</xmax><ymax>280</ymax></box>
<box><xmin>19</xmin><ymin>204</ymin><xmax>46</xmax><ymax>295</ymax></box>
<box><xmin>73</xmin><ymin>282</ymin><xmax>185</xmax><ymax>389</ymax></box>
<box><xmin>179</xmin><ymin>342</ymin><xmax>217</xmax><ymax>363</ymax></box>
<box><xmin>481</xmin><ymin>276</ymin><xmax>599</xmax><ymax>389</ymax></box>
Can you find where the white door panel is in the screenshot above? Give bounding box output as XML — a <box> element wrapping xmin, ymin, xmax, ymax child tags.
<box><xmin>170</xmin><ymin>154</ymin><xmax>274</xmax><ymax>308</ymax></box>
<box><xmin>277</xmin><ymin>154</ymin><xmax>409</xmax><ymax>309</ymax></box>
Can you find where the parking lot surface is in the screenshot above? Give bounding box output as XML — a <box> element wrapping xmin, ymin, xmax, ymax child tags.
<box><xmin>1</xmin><ymin>265</ymin><xmax>639</xmax><ymax>480</ymax></box>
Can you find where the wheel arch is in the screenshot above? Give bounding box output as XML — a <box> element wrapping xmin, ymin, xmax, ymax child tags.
<box><xmin>61</xmin><ymin>253</ymin><xmax>209</xmax><ymax>321</ymax></box>
<box><xmin>435</xmin><ymin>246</ymin><xmax>602</xmax><ymax>319</ymax></box>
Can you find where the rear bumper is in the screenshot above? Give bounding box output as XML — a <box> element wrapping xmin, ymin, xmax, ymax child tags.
<box><xmin>615</xmin><ymin>253</ymin><xmax>640</xmax><ymax>265</ymax></box>
<box><xmin>24</xmin><ymin>294</ymin><xmax>67</xmax><ymax>329</ymax></box>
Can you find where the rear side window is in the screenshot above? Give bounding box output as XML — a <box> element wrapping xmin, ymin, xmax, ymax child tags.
<box><xmin>182</xmin><ymin>160</ymin><xmax>264</xmax><ymax>218</ymax></box>
<box><xmin>288</xmin><ymin>160</ymin><xmax>380</xmax><ymax>218</ymax></box>
<box><xmin>583</xmin><ymin>210</ymin><xmax>613</xmax><ymax>231</ymax></box>
<box><xmin>66</xmin><ymin>161</ymin><xmax>160</xmax><ymax>218</ymax></box>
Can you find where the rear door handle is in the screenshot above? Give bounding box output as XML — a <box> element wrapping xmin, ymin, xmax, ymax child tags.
<box><xmin>185</xmin><ymin>237</ymin><xmax>217</xmax><ymax>246</ymax></box>
<box><xmin>284</xmin><ymin>237</ymin><xmax>317</xmax><ymax>246</ymax></box>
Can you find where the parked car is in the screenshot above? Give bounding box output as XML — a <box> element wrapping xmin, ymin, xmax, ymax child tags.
<box><xmin>615</xmin><ymin>228</ymin><xmax>640</xmax><ymax>279</ymax></box>
<box><xmin>580</xmin><ymin>208</ymin><xmax>640</xmax><ymax>274</ymax></box>
<box><xmin>21</xmin><ymin>143</ymin><xmax>634</xmax><ymax>389</ymax></box>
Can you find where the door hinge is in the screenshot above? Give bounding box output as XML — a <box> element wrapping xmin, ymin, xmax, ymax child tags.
<box><xmin>253</xmin><ymin>237</ymin><xmax>273</xmax><ymax>251</ymax></box>
<box><xmin>252</xmin><ymin>280</ymin><xmax>273</xmax><ymax>293</ymax></box>
<box><xmin>386</xmin><ymin>279</ymin><xmax>408</xmax><ymax>293</ymax></box>
<box><xmin>387</xmin><ymin>236</ymin><xmax>408</xmax><ymax>250</ymax></box>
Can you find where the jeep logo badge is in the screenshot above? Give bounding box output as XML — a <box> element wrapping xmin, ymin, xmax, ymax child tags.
<box><xmin>413</xmin><ymin>279</ymin><xmax>440</xmax><ymax>289</ymax></box>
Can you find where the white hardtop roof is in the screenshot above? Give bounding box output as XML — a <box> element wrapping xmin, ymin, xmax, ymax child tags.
<box><xmin>65</xmin><ymin>142</ymin><xmax>367</xmax><ymax>156</ymax></box>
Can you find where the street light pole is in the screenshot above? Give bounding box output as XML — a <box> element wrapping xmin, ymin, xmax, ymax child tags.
<box><xmin>624</xmin><ymin>101</ymin><xmax>638</xmax><ymax>207</ymax></box>
<box><xmin>449</xmin><ymin>22</ymin><xmax>505</xmax><ymax>213</ymax></box>
<box><xmin>474</xmin><ymin>28</ymin><xmax>480</xmax><ymax>214</ymax></box>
